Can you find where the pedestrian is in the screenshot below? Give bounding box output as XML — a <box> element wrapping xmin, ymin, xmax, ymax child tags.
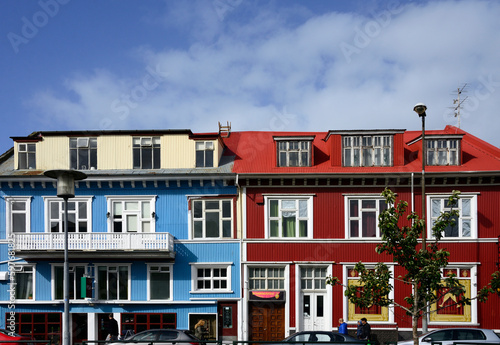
<box><xmin>356</xmin><ymin>320</ymin><xmax>362</xmax><ymax>339</ymax></box>
<box><xmin>338</xmin><ymin>318</ymin><xmax>347</xmax><ymax>335</ymax></box>
<box><xmin>106</xmin><ymin>313</ymin><xmax>119</xmax><ymax>341</ymax></box>
<box><xmin>359</xmin><ymin>317</ymin><xmax>371</xmax><ymax>341</ymax></box>
<box><xmin>194</xmin><ymin>319</ymin><xmax>208</xmax><ymax>340</ymax></box>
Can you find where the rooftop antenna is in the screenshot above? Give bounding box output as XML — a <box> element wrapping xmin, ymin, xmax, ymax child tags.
<box><xmin>451</xmin><ymin>84</ymin><xmax>468</xmax><ymax>128</ymax></box>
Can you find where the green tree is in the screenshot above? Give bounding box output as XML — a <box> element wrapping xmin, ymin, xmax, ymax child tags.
<box><xmin>326</xmin><ymin>188</ymin><xmax>500</xmax><ymax>345</ymax></box>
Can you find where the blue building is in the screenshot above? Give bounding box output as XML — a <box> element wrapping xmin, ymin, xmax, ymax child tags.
<box><xmin>0</xmin><ymin>128</ymin><xmax>240</xmax><ymax>343</ymax></box>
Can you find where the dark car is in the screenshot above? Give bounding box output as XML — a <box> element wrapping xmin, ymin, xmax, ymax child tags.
<box><xmin>0</xmin><ymin>329</ymin><xmax>32</xmax><ymax>345</ymax></box>
<box><xmin>279</xmin><ymin>331</ymin><xmax>368</xmax><ymax>344</ymax></box>
<box><xmin>108</xmin><ymin>329</ymin><xmax>199</xmax><ymax>345</ymax></box>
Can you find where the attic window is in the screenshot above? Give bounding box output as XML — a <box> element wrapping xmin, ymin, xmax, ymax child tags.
<box><xmin>275</xmin><ymin>137</ymin><xmax>313</xmax><ymax>167</ymax></box>
<box><xmin>17</xmin><ymin>143</ymin><xmax>36</xmax><ymax>169</ymax></box>
<box><xmin>426</xmin><ymin>139</ymin><xmax>460</xmax><ymax>165</ymax></box>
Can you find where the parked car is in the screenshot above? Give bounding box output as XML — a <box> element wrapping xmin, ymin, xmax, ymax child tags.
<box><xmin>108</xmin><ymin>329</ymin><xmax>199</xmax><ymax>345</ymax></box>
<box><xmin>0</xmin><ymin>329</ymin><xmax>32</xmax><ymax>345</ymax></box>
<box><xmin>397</xmin><ymin>328</ymin><xmax>500</xmax><ymax>345</ymax></box>
<box><xmin>278</xmin><ymin>331</ymin><xmax>368</xmax><ymax>344</ymax></box>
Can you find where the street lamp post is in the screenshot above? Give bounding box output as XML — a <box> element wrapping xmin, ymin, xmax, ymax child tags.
<box><xmin>44</xmin><ymin>170</ymin><xmax>87</xmax><ymax>345</ymax></box>
<box><xmin>413</xmin><ymin>103</ymin><xmax>428</xmax><ymax>332</ymax></box>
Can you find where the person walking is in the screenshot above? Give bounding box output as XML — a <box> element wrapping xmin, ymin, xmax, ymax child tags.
<box><xmin>338</xmin><ymin>318</ymin><xmax>348</xmax><ymax>335</ymax></box>
<box><xmin>106</xmin><ymin>314</ymin><xmax>119</xmax><ymax>341</ymax></box>
<box><xmin>359</xmin><ymin>318</ymin><xmax>371</xmax><ymax>341</ymax></box>
<box><xmin>356</xmin><ymin>320</ymin><xmax>362</xmax><ymax>339</ymax></box>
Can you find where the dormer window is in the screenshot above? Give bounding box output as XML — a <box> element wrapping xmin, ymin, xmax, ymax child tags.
<box><xmin>133</xmin><ymin>137</ymin><xmax>160</xmax><ymax>169</ymax></box>
<box><xmin>17</xmin><ymin>143</ymin><xmax>36</xmax><ymax>169</ymax></box>
<box><xmin>343</xmin><ymin>135</ymin><xmax>392</xmax><ymax>167</ymax></box>
<box><xmin>196</xmin><ymin>141</ymin><xmax>214</xmax><ymax>168</ymax></box>
<box><xmin>70</xmin><ymin>137</ymin><xmax>97</xmax><ymax>170</ymax></box>
<box><xmin>275</xmin><ymin>137</ymin><xmax>313</xmax><ymax>167</ymax></box>
<box><xmin>426</xmin><ymin>139</ymin><xmax>460</xmax><ymax>165</ymax></box>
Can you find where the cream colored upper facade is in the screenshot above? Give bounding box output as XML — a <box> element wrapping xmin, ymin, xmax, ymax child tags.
<box><xmin>13</xmin><ymin>131</ymin><xmax>225</xmax><ymax>171</ymax></box>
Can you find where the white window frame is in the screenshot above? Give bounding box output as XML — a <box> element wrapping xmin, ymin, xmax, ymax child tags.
<box><xmin>133</xmin><ymin>136</ymin><xmax>161</xmax><ymax>169</ymax></box>
<box><xmin>190</xmin><ymin>198</ymin><xmax>233</xmax><ymax>239</ymax></box>
<box><xmin>147</xmin><ymin>264</ymin><xmax>173</xmax><ymax>301</ymax></box>
<box><xmin>17</xmin><ymin>143</ymin><xmax>36</xmax><ymax>169</ymax></box>
<box><xmin>106</xmin><ymin>196</ymin><xmax>156</xmax><ymax>233</ymax></box>
<box><xmin>51</xmin><ymin>264</ymin><xmax>89</xmax><ymax>301</ymax></box>
<box><xmin>5</xmin><ymin>196</ymin><xmax>31</xmax><ymax>234</ymax></box>
<box><xmin>190</xmin><ymin>263</ymin><xmax>232</xmax><ymax>293</ymax></box>
<box><xmin>95</xmin><ymin>263</ymin><xmax>130</xmax><ymax>301</ymax></box>
<box><xmin>70</xmin><ymin>137</ymin><xmax>98</xmax><ymax>170</ymax></box>
<box><xmin>345</xmin><ymin>196</ymin><xmax>388</xmax><ymax>239</ymax></box>
<box><xmin>426</xmin><ymin>138</ymin><xmax>460</xmax><ymax>166</ymax></box>
<box><xmin>343</xmin><ymin>135</ymin><xmax>392</xmax><ymax>167</ymax></box>
<box><xmin>429</xmin><ymin>265</ymin><xmax>477</xmax><ymax>325</ymax></box>
<box><xmin>195</xmin><ymin>141</ymin><xmax>215</xmax><ymax>168</ymax></box>
<box><xmin>248</xmin><ymin>266</ymin><xmax>286</xmax><ymax>291</ymax></box>
<box><xmin>275</xmin><ymin>137</ymin><xmax>313</xmax><ymax>167</ymax></box>
<box><xmin>11</xmin><ymin>264</ymin><xmax>36</xmax><ymax>300</ymax></box>
<box><xmin>43</xmin><ymin>196</ymin><xmax>93</xmax><ymax>233</ymax></box>
<box><xmin>343</xmin><ymin>264</ymin><xmax>394</xmax><ymax>323</ymax></box>
<box><xmin>264</xmin><ymin>195</ymin><xmax>313</xmax><ymax>239</ymax></box>
<box><xmin>427</xmin><ymin>194</ymin><xmax>477</xmax><ymax>239</ymax></box>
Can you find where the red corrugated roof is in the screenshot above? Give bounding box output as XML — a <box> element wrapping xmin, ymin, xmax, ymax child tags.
<box><xmin>223</xmin><ymin>126</ymin><xmax>500</xmax><ymax>174</ymax></box>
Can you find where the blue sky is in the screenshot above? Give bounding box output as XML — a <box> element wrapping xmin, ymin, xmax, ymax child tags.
<box><xmin>1</xmin><ymin>0</ymin><xmax>500</xmax><ymax>155</ymax></box>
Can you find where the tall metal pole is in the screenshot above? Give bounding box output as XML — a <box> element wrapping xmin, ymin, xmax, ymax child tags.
<box><xmin>414</xmin><ymin>103</ymin><xmax>428</xmax><ymax>333</ymax></box>
<box><xmin>63</xmin><ymin>196</ymin><xmax>70</xmax><ymax>345</ymax></box>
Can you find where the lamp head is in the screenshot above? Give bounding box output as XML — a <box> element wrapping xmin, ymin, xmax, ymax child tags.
<box><xmin>44</xmin><ymin>169</ymin><xmax>87</xmax><ymax>198</ymax></box>
<box><xmin>413</xmin><ymin>103</ymin><xmax>427</xmax><ymax>116</ymax></box>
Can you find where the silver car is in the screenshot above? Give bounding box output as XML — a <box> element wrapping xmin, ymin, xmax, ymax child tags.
<box><xmin>397</xmin><ymin>328</ymin><xmax>500</xmax><ymax>345</ymax></box>
<box><xmin>109</xmin><ymin>329</ymin><xmax>200</xmax><ymax>345</ymax></box>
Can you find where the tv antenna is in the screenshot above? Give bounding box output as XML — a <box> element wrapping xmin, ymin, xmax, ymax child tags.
<box><xmin>451</xmin><ymin>84</ymin><xmax>468</xmax><ymax>128</ymax></box>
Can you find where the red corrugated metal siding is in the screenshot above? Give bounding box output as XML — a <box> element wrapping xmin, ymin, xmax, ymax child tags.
<box><xmin>394</xmin><ymin>133</ymin><xmax>404</xmax><ymax>166</ymax></box>
<box><xmin>331</xmin><ymin>135</ymin><xmax>342</xmax><ymax>167</ymax></box>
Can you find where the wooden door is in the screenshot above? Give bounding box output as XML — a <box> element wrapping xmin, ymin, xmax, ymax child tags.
<box><xmin>249</xmin><ymin>303</ymin><xmax>285</xmax><ymax>341</ymax></box>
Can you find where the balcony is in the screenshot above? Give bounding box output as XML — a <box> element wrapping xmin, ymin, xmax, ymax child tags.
<box><xmin>13</xmin><ymin>232</ymin><xmax>175</xmax><ymax>259</ymax></box>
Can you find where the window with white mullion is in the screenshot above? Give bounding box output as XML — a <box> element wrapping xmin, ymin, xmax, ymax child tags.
<box><xmin>149</xmin><ymin>265</ymin><xmax>172</xmax><ymax>300</ymax></box>
<box><xmin>6</xmin><ymin>196</ymin><xmax>31</xmax><ymax>233</ymax></box>
<box><xmin>347</xmin><ymin>197</ymin><xmax>388</xmax><ymax>238</ymax></box>
<box><xmin>427</xmin><ymin>139</ymin><xmax>460</xmax><ymax>166</ymax></box>
<box><xmin>108</xmin><ymin>197</ymin><xmax>155</xmax><ymax>233</ymax></box>
<box><xmin>17</xmin><ymin>143</ymin><xmax>36</xmax><ymax>169</ymax></box>
<box><xmin>192</xmin><ymin>264</ymin><xmax>231</xmax><ymax>292</ymax></box>
<box><xmin>195</xmin><ymin>141</ymin><xmax>214</xmax><ymax>167</ymax></box>
<box><xmin>45</xmin><ymin>197</ymin><xmax>91</xmax><ymax>233</ymax></box>
<box><xmin>277</xmin><ymin>140</ymin><xmax>311</xmax><ymax>167</ymax></box>
<box><xmin>343</xmin><ymin>135</ymin><xmax>392</xmax><ymax>167</ymax></box>
<box><xmin>97</xmin><ymin>265</ymin><xmax>129</xmax><ymax>300</ymax></box>
<box><xmin>429</xmin><ymin>195</ymin><xmax>475</xmax><ymax>238</ymax></box>
<box><xmin>300</xmin><ymin>267</ymin><xmax>327</xmax><ymax>291</ymax></box>
<box><xmin>133</xmin><ymin>136</ymin><xmax>161</xmax><ymax>169</ymax></box>
<box><xmin>267</xmin><ymin>197</ymin><xmax>311</xmax><ymax>238</ymax></box>
<box><xmin>192</xmin><ymin>199</ymin><xmax>233</xmax><ymax>239</ymax></box>
<box><xmin>248</xmin><ymin>267</ymin><xmax>285</xmax><ymax>290</ymax></box>
<box><xmin>70</xmin><ymin>137</ymin><xmax>97</xmax><ymax>170</ymax></box>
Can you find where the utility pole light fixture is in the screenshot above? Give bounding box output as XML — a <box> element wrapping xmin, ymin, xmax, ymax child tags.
<box><xmin>44</xmin><ymin>169</ymin><xmax>87</xmax><ymax>345</ymax></box>
<box><xmin>413</xmin><ymin>103</ymin><xmax>428</xmax><ymax>332</ymax></box>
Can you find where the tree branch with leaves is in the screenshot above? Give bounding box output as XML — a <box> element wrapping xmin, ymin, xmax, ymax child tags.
<box><xmin>326</xmin><ymin>188</ymin><xmax>500</xmax><ymax>345</ymax></box>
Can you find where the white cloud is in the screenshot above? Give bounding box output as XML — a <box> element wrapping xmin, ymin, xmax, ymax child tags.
<box><xmin>28</xmin><ymin>0</ymin><xmax>500</xmax><ymax>147</ymax></box>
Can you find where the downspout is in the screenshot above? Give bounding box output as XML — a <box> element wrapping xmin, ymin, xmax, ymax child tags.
<box><xmin>411</xmin><ymin>173</ymin><xmax>414</xmax><ymax>214</ymax></box>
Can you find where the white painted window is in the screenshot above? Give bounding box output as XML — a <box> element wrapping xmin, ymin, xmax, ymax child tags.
<box><xmin>12</xmin><ymin>265</ymin><xmax>35</xmax><ymax>300</ymax></box>
<box><xmin>44</xmin><ymin>196</ymin><xmax>92</xmax><ymax>233</ymax></box>
<box><xmin>277</xmin><ymin>140</ymin><xmax>311</xmax><ymax>167</ymax></box>
<box><xmin>265</xmin><ymin>196</ymin><xmax>313</xmax><ymax>238</ymax></box>
<box><xmin>191</xmin><ymin>199</ymin><xmax>233</xmax><ymax>238</ymax></box>
<box><xmin>427</xmin><ymin>139</ymin><xmax>460</xmax><ymax>165</ymax></box>
<box><xmin>107</xmin><ymin>196</ymin><xmax>156</xmax><ymax>233</ymax></box>
<box><xmin>17</xmin><ymin>143</ymin><xmax>36</xmax><ymax>169</ymax></box>
<box><xmin>5</xmin><ymin>196</ymin><xmax>31</xmax><ymax>234</ymax></box>
<box><xmin>248</xmin><ymin>267</ymin><xmax>285</xmax><ymax>290</ymax></box>
<box><xmin>148</xmin><ymin>264</ymin><xmax>172</xmax><ymax>300</ymax></box>
<box><xmin>52</xmin><ymin>264</ymin><xmax>88</xmax><ymax>300</ymax></box>
<box><xmin>133</xmin><ymin>136</ymin><xmax>160</xmax><ymax>169</ymax></box>
<box><xmin>429</xmin><ymin>195</ymin><xmax>477</xmax><ymax>238</ymax></box>
<box><xmin>70</xmin><ymin>137</ymin><xmax>97</xmax><ymax>170</ymax></box>
<box><xmin>96</xmin><ymin>264</ymin><xmax>130</xmax><ymax>300</ymax></box>
<box><xmin>195</xmin><ymin>141</ymin><xmax>214</xmax><ymax>167</ymax></box>
<box><xmin>192</xmin><ymin>263</ymin><xmax>231</xmax><ymax>292</ymax></box>
<box><xmin>343</xmin><ymin>135</ymin><xmax>392</xmax><ymax>167</ymax></box>
<box><xmin>346</xmin><ymin>196</ymin><xmax>388</xmax><ymax>238</ymax></box>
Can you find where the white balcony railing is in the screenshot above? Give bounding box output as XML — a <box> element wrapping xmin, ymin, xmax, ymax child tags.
<box><xmin>13</xmin><ymin>232</ymin><xmax>174</xmax><ymax>252</ymax></box>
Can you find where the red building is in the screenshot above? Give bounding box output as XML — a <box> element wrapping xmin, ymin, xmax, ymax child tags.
<box><xmin>224</xmin><ymin>126</ymin><xmax>500</xmax><ymax>342</ymax></box>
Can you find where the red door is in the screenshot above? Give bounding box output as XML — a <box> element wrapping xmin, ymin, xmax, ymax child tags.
<box><xmin>218</xmin><ymin>302</ymin><xmax>238</xmax><ymax>340</ymax></box>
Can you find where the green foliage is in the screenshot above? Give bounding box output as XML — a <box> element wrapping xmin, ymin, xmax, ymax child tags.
<box><xmin>327</xmin><ymin>187</ymin><xmax>500</xmax><ymax>320</ymax></box>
